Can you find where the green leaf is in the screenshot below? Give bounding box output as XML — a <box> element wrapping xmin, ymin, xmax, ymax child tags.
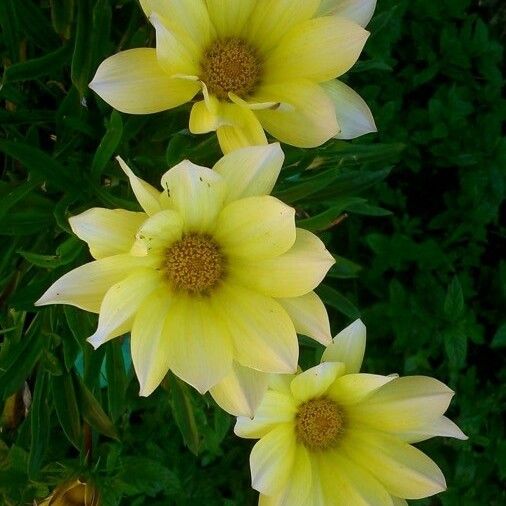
<box><xmin>491</xmin><ymin>323</ymin><xmax>506</xmax><ymax>349</ymax></box>
<box><xmin>91</xmin><ymin>111</ymin><xmax>123</xmax><ymax>179</ymax></box>
<box><xmin>71</xmin><ymin>0</ymin><xmax>93</xmax><ymax>96</ymax></box>
<box><xmin>105</xmin><ymin>341</ymin><xmax>127</xmax><ymax>422</ymax></box>
<box><xmin>50</xmin><ymin>0</ymin><xmax>74</xmax><ymax>39</ymax></box>
<box><xmin>316</xmin><ymin>284</ymin><xmax>361</xmax><ymax>320</ymax></box>
<box><xmin>18</xmin><ymin>236</ymin><xmax>84</xmax><ymax>268</ymax></box>
<box><xmin>444</xmin><ymin>276</ymin><xmax>465</xmax><ymax>321</ymax></box>
<box><xmin>168</xmin><ymin>373</ymin><xmax>201</xmax><ymax>455</ymax></box>
<box><xmin>76</xmin><ymin>376</ymin><xmax>119</xmax><ymax>441</ymax></box>
<box><xmin>51</xmin><ymin>369</ymin><xmax>82</xmax><ymax>449</ymax></box>
<box><xmin>327</xmin><ymin>256</ymin><xmax>363</xmax><ymax>279</ymax></box>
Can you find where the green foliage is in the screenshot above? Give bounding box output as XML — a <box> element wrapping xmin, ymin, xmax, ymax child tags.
<box><xmin>0</xmin><ymin>0</ymin><xmax>504</xmax><ymax>504</ymax></box>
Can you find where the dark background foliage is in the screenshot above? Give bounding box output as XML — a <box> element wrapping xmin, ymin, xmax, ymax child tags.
<box><xmin>0</xmin><ymin>0</ymin><xmax>504</xmax><ymax>504</ymax></box>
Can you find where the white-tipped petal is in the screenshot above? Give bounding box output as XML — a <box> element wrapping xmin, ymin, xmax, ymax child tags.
<box><xmin>210</xmin><ymin>362</ymin><xmax>269</xmax><ymax>417</ymax></box>
<box><xmin>397</xmin><ymin>416</ymin><xmax>468</xmax><ymax>444</ymax></box>
<box><xmin>322</xmin><ymin>80</ymin><xmax>376</xmax><ymax>139</ymax></box>
<box><xmin>318</xmin><ymin>0</ymin><xmax>377</xmax><ymax>27</ymax></box>
<box><xmin>69</xmin><ymin>208</ymin><xmax>146</xmax><ymax>259</ymax></box>
<box><xmin>212</xmin><ymin>143</ymin><xmax>284</xmax><ymax>203</ymax></box>
<box><xmin>322</xmin><ymin>319</ymin><xmax>366</xmax><ymax>373</ymax></box>
<box><xmin>116</xmin><ymin>157</ymin><xmax>163</xmax><ymax>216</ymax></box>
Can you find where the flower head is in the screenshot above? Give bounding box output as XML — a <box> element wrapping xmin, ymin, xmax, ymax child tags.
<box><xmin>36</xmin><ymin>144</ymin><xmax>334</xmax><ymax>411</ymax></box>
<box><xmin>90</xmin><ymin>0</ymin><xmax>377</xmax><ymax>153</ymax></box>
<box><xmin>236</xmin><ymin>320</ymin><xmax>467</xmax><ymax>505</ymax></box>
<box><xmin>38</xmin><ymin>479</ymin><xmax>100</xmax><ymax>506</ymax></box>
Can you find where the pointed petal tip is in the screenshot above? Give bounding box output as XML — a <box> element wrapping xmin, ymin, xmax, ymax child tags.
<box><xmin>86</xmin><ymin>335</ymin><xmax>102</xmax><ymax>350</ymax></box>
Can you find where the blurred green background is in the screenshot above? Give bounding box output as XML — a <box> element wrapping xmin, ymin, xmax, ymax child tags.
<box><xmin>0</xmin><ymin>0</ymin><xmax>504</xmax><ymax>504</ymax></box>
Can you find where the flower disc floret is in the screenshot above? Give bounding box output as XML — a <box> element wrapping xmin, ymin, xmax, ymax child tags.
<box><xmin>164</xmin><ymin>233</ymin><xmax>225</xmax><ymax>294</ymax></box>
<box><xmin>296</xmin><ymin>397</ymin><xmax>345</xmax><ymax>451</ymax></box>
<box><xmin>201</xmin><ymin>38</ymin><xmax>261</xmax><ymax>100</ymax></box>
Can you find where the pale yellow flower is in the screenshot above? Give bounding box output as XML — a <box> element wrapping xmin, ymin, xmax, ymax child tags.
<box><xmin>89</xmin><ymin>0</ymin><xmax>377</xmax><ymax>153</ymax></box>
<box><xmin>236</xmin><ymin>320</ymin><xmax>467</xmax><ymax>505</ymax></box>
<box><xmin>36</xmin><ymin>144</ymin><xmax>334</xmax><ymax>410</ymax></box>
<box><xmin>37</xmin><ymin>479</ymin><xmax>100</xmax><ymax>506</ymax></box>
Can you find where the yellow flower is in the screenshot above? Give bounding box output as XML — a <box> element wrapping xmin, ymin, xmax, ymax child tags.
<box><xmin>38</xmin><ymin>479</ymin><xmax>100</xmax><ymax>506</ymax></box>
<box><xmin>235</xmin><ymin>320</ymin><xmax>467</xmax><ymax>505</ymax></box>
<box><xmin>36</xmin><ymin>144</ymin><xmax>334</xmax><ymax>412</ymax></box>
<box><xmin>89</xmin><ymin>0</ymin><xmax>376</xmax><ymax>153</ymax></box>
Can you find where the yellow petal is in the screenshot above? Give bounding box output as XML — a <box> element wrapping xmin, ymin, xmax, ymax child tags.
<box><xmin>205</xmin><ymin>0</ymin><xmax>255</xmax><ymax>37</ymax></box>
<box><xmin>139</xmin><ymin>0</ymin><xmax>214</xmax><ymax>54</ymax></box>
<box><xmin>69</xmin><ymin>208</ymin><xmax>146</xmax><ymax>259</ymax></box>
<box><xmin>328</xmin><ymin>373</ymin><xmax>396</xmax><ymax>405</ymax></box>
<box><xmin>246</xmin><ymin>0</ymin><xmax>320</xmax><ymax>54</ymax></box>
<box><xmin>318</xmin><ymin>451</ymin><xmax>393</xmax><ymax>506</ymax></box>
<box><xmin>160</xmin><ymin>160</ymin><xmax>225</xmax><ymax>233</ymax></box>
<box><xmin>164</xmin><ymin>296</ymin><xmax>233</xmax><ymax>393</ymax></box>
<box><xmin>212</xmin><ymin>143</ymin><xmax>284</xmax><ymax>203</ymax></box>
<box><xmin>321</xmin><ymin>80</ymin><xmax>376</xmax><ymax>139</ymax></box>
<box><xmin>87</xmin><ymin>269</ymin><xmax>161</xmax><ymax>349</ymax></box>
<box><xmin>268</xmin><ymin>373</ymin><xmax>296</xmax><ymax>396</ymax></box>
<box><xmin>396</xmin><ymin>416</ymin><xmax>468</xmax><ymax>444</ymax></box>
<box><xmin>318</xmin><ymin>0</ymin><xmax>377</xmax><ymax>27</ymax></box>
<box><xmin>232</xmin><ymin>228</ymin><xmax>335</xmax><ymax>298</ymax></box>
<box><xmin>217</xmin><ymin>283</ymin><xmax>298</xmax><ymax>373</ymax></box>
<box><xmin>255</xmin><ymin>80</ymin><xmax>339</xmax><ymax>147</ymax></box>
<box><xmin>278</xmin><ymin>292</ymin><xmax>331</xmax><ymax>345</ymax></box>
<box><xmin>131</xmin><ymin>286</ymin><xmax>173</xmax><ymax>396</ymax></box>
<box><xmin>210</xmin><ymin>362</ymin><xmax>269</xmax><ymax>417</ymax></box>
<box><xmin>151</xmin><ymin>13</ymin><xmax>200</xmax><ymax>75</ymax></box>
<box><xmin>215</xmin><ymin>195</ymin><xmax>295</xmax><ymax>260</ymax></box>
<box><xmin>290</xmin><ymin>362</ymin><xmax>345</xmax><ymax>403</ymax></box>
<box><xmin>35</xmin><ymin>254</ymin><xmax>154</xmax><ymax>312</ymax></box>
<box><xmin>189</xmin><ymin>99</ymin><xmax>223</xmax><ymax>133</ymax></box>
<box><xmin>250</xmin><ymin>425</ymin><xmax>296</xmax><ymax>495</ymax></box>
<box><xmin>116</xmin><ymin>156</ymin><xmax>163</xmax><ymax>216</ymax></box>
<box><xmin>391</xmin><ymin>497</ymin><xmax>408</xmax><ymax>506</ymax></box>
<box><xmin>234</xmin><ymin>390</ymin><xmax>296</xmax><ymax>439</ymax></box>
<box><xmin>343</xmin><ymin>429</ymin><xmax>447</xmax><ymax>499</ymax></box>
<box><xmin>89</xmin><ymin>48</ymin><xmax>200</xmax><ymax>114</ymax></box>
<box><xmin>130</xmin><ymin>209</ymin><xmax>183</xmax><ymax>256</ymax></box>
<box><xmin>321</xmin><ymin>319</ymin><xmax>366</xmax><ymax>373</ymax></box>
<box><xmin>349</xmin><ymin>376</ymin><xmax>455</xmax><ymax>433</ymax></box>
<box><xmin>216</xmin><ymin>103</ymin><xmax>267</xmax><ymax>153</ymax></box>
<box><xmin>265</xmin><ymin>17</ymin><xmax>369</xmax><ymax>82</ymax></box>
<box><xmin>275</xmin><ymin>445</ymin><xmax>313</xmax><ymax>506</ymax></box>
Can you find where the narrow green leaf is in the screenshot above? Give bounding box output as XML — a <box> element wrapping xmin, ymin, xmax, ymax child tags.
<box><xmin>317</xmin><ymin>284</ymin><xmax>361</xmax><ymax>320</ymax></box>
<box><xmin>91</xmin><ymin>111</ymin><xmax>123</xmax><ymax>179</ymax></box>
<box><xmin>491</xmin><ymin>323</ymin><xmax>506</xmax><ymax>349</ymax></box>
<box><xmin>50</xmin><ymin>0</ymin><xmax>74</xmax><ymax>39</ymax></box>
<box><xmin>327</xmin><ymin>256</ymin><xmax>363</xmax><ymax>279</ymax></box>
<box><xmin>444</xmin><ymin>276</ymin><xmax>465</xmax><ymax>321</ymax></box>
<box><xmin>106</xmin><ymin>341</ymin><xmax>127</xmax><ymax>422</ymax></box>
<box><xmin>71</xmin><ymin>0</ymin><xmax>93</xmax><ymax>96</ymax></box>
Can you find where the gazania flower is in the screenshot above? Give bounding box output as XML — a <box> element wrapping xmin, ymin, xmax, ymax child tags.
<box><xmin>236</xmin><ymin>320</ymin><xmax>467</xmax><ymax>505</ymax></box>
<box><xmin>38</xmin><ymin>479</ymin><xmax>100</xmax><ymax>506</ymax></box>
<box><xmin>89</xmin><ymin>0</ymin><xmax>377</xmax><ymax>153</ymax></box>
<box><xmin>36</xmin><ymin>144</ymin><xmax>334</xmax><ymax>412</ymax></box>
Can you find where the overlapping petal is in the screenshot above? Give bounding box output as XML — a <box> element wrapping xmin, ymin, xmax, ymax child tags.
<box><xmin>318</xmin><ymin>0</ymin><xmax>377</xmax><ymax>27</ymax></box>
<box><xmin>290</xmin><ymin>362</ymin><xmax>345</xmax><ymax>403</ymax></box>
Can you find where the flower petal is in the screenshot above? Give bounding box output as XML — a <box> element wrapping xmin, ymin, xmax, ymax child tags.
<box><xmin>349</xmin><ymin>376</ymin><xmax>455</xmax><ymax>433</ymax></box>
<box><xmin>160</xmin><ymin>160</ymin><xmax>225</xmax><ymax>233</ymax></box>
<box><xmin>278</xmin><ymin>292</ymin><xmax>331</xmax><ymax>346</ymax></box>
<box><xmin>343</xmin><ymin>429</ymin><xmax>447</xmax><ymax>499</ymax></box>
<box><xmin>151</xmin><ymin>13</ymin><xmax>200</xmax><ymax>75</ymax></box>
<box><xmin>275</xmin><ymin>445</ymin><xmax>313</xmax><ymax>506</ymax></box>
<box><xmin>290</xmin><ymin>362</ymin><xmax>345</xmax><ymax>403</ymax></box>
<box><xmin>321</xmin><ymin>319</ymin><xmax>366</xmax><ymax>373</ymax></box>
<box><xmin>246</xmin><ymin>0</ymin><xmax>320</xmax><ymax>53</ymax></box>
<box><xmin>318</xmin><ymin>451</ymin><xmax>393</xmax><ymax>506</ymax></box>
<box><xmin>69</xmin><ymin>208</ymin><xmax>146</xmax><ymax>259</ymax></box>
<box><xmin>116</xmin><ymin>156</ymin><xmax>163</xmax><ymax>216</ymax></box>
<box><xmin>212</xmin><ymin>143</ymin><xmax>284</xmax><ymax>203</ymax></box>
<box><xmin>87</xmin><ymin>269</ymin><xmax>161</xmax><ymax>349</ymax></box>
<box><xmin>89</xmin><ymin>48</ymin><xmax>200</xmax><ymax>114</ymax></box>
<box><xmin>139</xmin><ymin>0</ymin><xmax>214</xmax><ymax>53</ymax></box>
<box><xmin>391</xmin><ymin>498</ymin><xmax>408</xmax><ymax>506</ymax></box>
<box><xmin>189</xmin><ymin>99</ymin><xmax>223</xmax><ymax>133</ymax></box>
<box><xmin>205</xmin><ymin>0</ymin><xmax>256</xmax><ymax>37</ymax></box>
<box><xmin>328</xmin><ymin>373</ymin><xmax>396</xmax><ymax>405</ymax></box>
<box><xmin>217</xmin><ymin>283</ymin><xmax>298</xmax><ymax>373</ymax></box>
<box><xmin>232</xmin><ymin>228</ymin><xmax>335</xmax><ymax>298</ymax></box>
<box><xmin>396</xmin><ymin>416</ymin><xmax>468</xmax><ymax>444</ymax></box>
<box><xmin>318</xmin><ymin>0</ymin><xmax>377</xmax><ymax>27</ymax></box>
<box><xmin>216</xmin><ymin>103</ymin><xmax>267</xmax><ymax>153</ymax></box>
<box><xmin>164</xmin><ymin>296</ymin><xmax>233</xmax><ymax>393</ymax></box>
<box><xmin>210</xmin><ymin>362</ymin><xmax>269</xmax><ymax>417</ymax></box>
<box><xmin>215</xmin><ymin>195</ymin><xmax>295</xmax><ymax>260</ymax></box>
<box><xmin>264</xmin><ymin>16</ymin><xmax>369</xmax><ymax>82</ymax></box>
<box><xmin>250</xmin><ymin>425</ymin><xmax>296</xmax><ymax>495</ymax></box>
<box><xmin>255</xmin><ymin>80</ymin><xmax>339</xmax><ymax>147</ymax></box>
<box><xmin>130</xmin><ymin>209</ymin><xmax>183</xmax><ymax>256</ymax></box>
<box><xmin>35</xmin><ymin>254</ymin><xmax>154</xmax><ymax>312</ymax></box>
<box><xmin>235</xmin><ymin>390</ymin><xmax>296</xmax><ymax>439</ymax></box>
<box><xmin>131</xmin><ymin>286</ymin><xmax>173</xmax><ymax>396</ymax></box>
<box><xmin>321</xmin><ymin>80</ymin><xmax>376</xmax><ymax>139</ymax></box>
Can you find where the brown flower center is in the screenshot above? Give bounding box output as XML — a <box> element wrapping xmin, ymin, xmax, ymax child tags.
<box><xmin>164</xmin><ymin>234</ymin><xmax>225</xmax><ymax>294</ymax></box>
<box><xmin>200</xmin><ymin>38</ymin><xmax>261</xmax><ymax>100</ymax></box>
<box><xmin>295</xmin><ymin>398</ymin><xmax>345</xmax><ymax>451</ymax></box>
